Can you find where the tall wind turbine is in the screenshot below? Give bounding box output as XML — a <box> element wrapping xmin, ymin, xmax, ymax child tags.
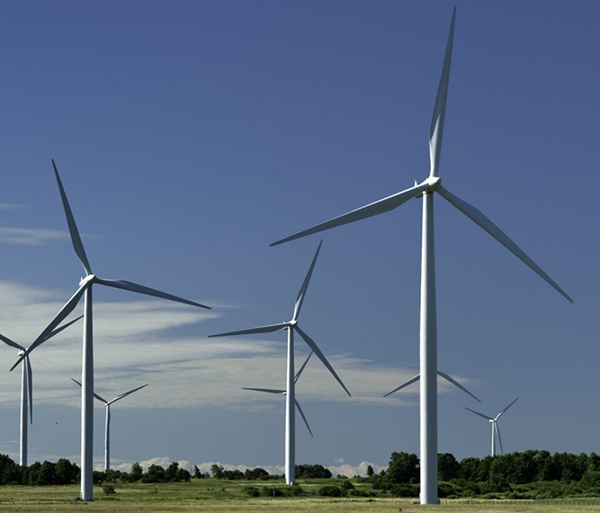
<box><xmin>209</xmin><ymin>241</ymin><xmax>350</xmax><ymax>485</ymax></box>
<box><xmin>464</xmin><ymin>397</ymin><xmax>519</xmax><ymax>456</ymax></box>
<box><xmin>0</xmin><ymin>316</ymin><xmax>81</xmax><ymax>466</ymax></box>
<box><xmin>12</xmin><ymin>160</ymin><xmax>210</xmax><ymax>501</ymax></box>
<box><xmin>243</xmin><ymin>351</ymin><xmax>315</xmax><ymax>440</ymax></box>
<box><xmin>270</xmin><ymin>8</ymin><xmax>571</xmax><ymax>504</ymax></box>
<box><xmin>72</xmin><ymin>379</ymin><xmax>148</xmax><ymax>471</ymax></box>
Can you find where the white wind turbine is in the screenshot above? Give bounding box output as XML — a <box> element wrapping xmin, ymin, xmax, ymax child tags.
<box><xmin>464</xmin><ymin>397</ymin><xmax>519</xmax><ymax>457</ymax></box>
<box><xmin>11</xmin><ymin>160</ymin><xmax>210</xmax><ymax>501</ymax></box>
<box><xmin>72</xmin><ymin>379</ymin><xmax>148</xmax><ymax>472</ymax></box>
<box><xmin>0</xmin><ymin>316</ymin><xmax>82</xmax><ymax>466</ymax></box>
<box><xmin>209</xmin><ymin>240</ymin><xmax>350</xmax><ymax>485</ymax></box>
<box><xmin>270</xmin><ymin>8</ymin><xmax>571</xmax><ymax>504</ymax></box>
<box><xmin>243</xmin><ymin>351</ymin><xmax>315</xmax><ymax>439</ymax></box>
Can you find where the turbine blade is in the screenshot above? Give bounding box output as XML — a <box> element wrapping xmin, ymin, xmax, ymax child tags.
<box><xmin>429</xmin><ymin>7</ymin><xmax>457</xmax><ymax>178</ymax></box>
<box><xmin>495</xmin><ymin>423</ymin><xmax>504</xmax><ymax>455</ymax></box>
<box><xmin>71</xmin><ymin>377</ymin><xmax>109</xmax><ymax>404</ymax></box>
<box><xmin>270</xmin><ymin>182</ymin><xmax>429</xmax><ymax>247</ymax></box>
<box><xmin>95</xmin><ymin>278</ymin><xmax>211</xmax><ymax>309</ymax></box>
<box><xmin>294</xmin><ymin>351</ymin><xmax>314</xmax><ymax>384</ymax></box>
<box><xmin>10</xmin><ymin>283</ymin><xmax>88</xmax><ymax>372</ymax></box>
<box><xmin>294</xmin><ymin>325</ymin><xmax>351</xmax><ymax>397</ymax></box>
<box><xmin>437</xmin><ymin>185</ymin><xmax>572</xmax><ymax>303</ymax></box>
<box><xmin>496</xmin><ymin>397</ymin><xmax>519</xmax><ymax>420</ymax></box>
<box><xmin>26</xmin><ymin>356</ymin><xmax>33</xmax><ymax>424</ymax></box>
<box><xmin>44</xmin><ymin>315</ymin><xmax>84</xmax><ymax>341</ymax></box>
<box><xmin>293</xmin><ymin>241</ymin><xmax>323</xmax><ymax>321</ymax></box>
<box><xmin>52</xmin><ymin>159</ymin><xmax>92</xmax><ymax>275</ymax></box>
<box><xmin>109</xmin><ymin>383</ymin><xmax>149</xmax><ymax>405</ymax></box>
<box><xmin>0</xmin><ymin>333</ymin><xmax>25</xmax><ymax>351</ymax></box>
<box><xmin>295</xmin><ymin>399</ymin><xmax>314</xmax><ymax>438</ymax></box>
<box><xmin>383</xmin><ymin>374</ymin><xmax>421</xmax><ymax>398</ymax></box>
<box><xmin>242</xmin><ymin>387</ymin><xmax>286</xmax><ymax>394</ymax></box>
<box><xmin>209</xmin><ymin>322</ymin><xmax>289</xmax><ymax>338</ymax></box>
<box><xmin>437</xmin><ymin>370</ymin><xmax>481</xmax><ymax>403</ymax></box>
<box><xmin>463</xmin><ymin>406</ymin><xmax>493</xmax><ymax>421</ymax></box>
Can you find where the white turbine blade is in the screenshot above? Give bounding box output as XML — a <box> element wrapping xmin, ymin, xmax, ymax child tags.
<box><xmin>463</xmin><ymin>406</ymin><xmax>493</xmax><ymax>421</ymax></box>
<box><xmin>52</xmin><ymin>159</ymin><xmax>92</xmax><ymax>275</ymax></box>
<box><xmin>209</xmin><ymin>322</ymin><xmax>289</xmax><ymax>338</ymax></box>
<box><xmin>437</xmin><ymin>371</ymin><xmax>481</xmax><ymax>403</ymax></box>
<box><xmin>294</xmin><ymin>351</ymin><xmax>314</xmax><ymax>384</ymax></box>
<box><xmin>71</xmin><ymin>377</ymin><xmax>108</xmax><ymax>404</ymax></box>
<box><xmin>0</xmin><ymin>333</ymin><xmax>25</xmax><ymax>351</ymax></box>
<box><xmin>437</xmin><ymin>185</ymin><xmax>572</xmax><ymax>303</ymax></box>
<box><xmin>95</xmin><ymin>278</ymin><xmax>211</xmax><ymax>309</ymax></box>
<box><xmin>429</xmin><ymin>7</ymin><xmax>457</xmax><ymax>178</ymax></box>
<box><xmin>294</xmin><ymin>325</ymin><xmax>351</xmax><ymax>397</ymax></box>
<box><xmin>242</xmin><ymin>387</ymin><xmax>286</xmax><ymax>394</ymax></box>
<box><xmin>293</xmin><ymin>241</ymin><xmax>323</xmax><ymax>321</ymax></box>
<box><xmin>26</xmin><ymin>356</ymin><xmax>33</xmax><ymax>424</ymax></box>
<box><xmin>43</xmin><ymin>315</ymin><xmax>84</xmax><ymax>342</ymax></box>
<box><xmin>495</xmin><ymin>396</ymin><xmax>519</xmax><ymax>420</ymax></box>
<box><xmin>295</xmin><ymin>399</ymin><xmax>314</xmax><ymax>438</ymax></box>
<box><xmin>383</xmin><ymin>374</ymin><xmax>421</xmax><ymax>398</ymax></box>
<box><xmin>109</xmin><ymin>383</ymin><xmax>149</xmax><ymax>405</ymax></box>
<box><xmin>10</xmin><ymin>282</ymin><xmax>88</xmax><ymax>372</ymax></box>
<box><xmin>495</xmin><ymin>422</ymin><xmax>504</xmax><ymax>455</ymax></box>
<box><xmin>270</xmin><ymin>182</ymin><xmax>429</xmax><ymax>247</ymax></box>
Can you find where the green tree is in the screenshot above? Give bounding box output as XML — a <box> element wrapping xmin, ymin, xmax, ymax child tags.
<box><xmin>130</xmin><ymin>462</ymin><xmax>143</xmax><ymax>482</ymax></box>
<box><xmin>386</xmin><ymin>452</ymin><xmax>419</xmax><ymax>485</ymax></box>
<box><xmin>366</xmin><ymin>465</ymin><xmax>374</xmax><ymax>478</ymax></box>
<box><xmin>438</xmin><ymin>453</ymin><xmax>459</xmax><ymax>481</ymax></box>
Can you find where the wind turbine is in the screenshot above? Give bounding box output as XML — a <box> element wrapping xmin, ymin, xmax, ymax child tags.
<box><xmin>243</xmin><ymin>351</ymin><xmax>315</xmax><ymax>440</ymax></box>
<box><xmin>11</xmin><ymin>160</ymin><xmax>210</xmax><ymax>501</ymax></box>
<box><xmin>209</xmin><ymin>240</ymin><xmax>350</xmax><ymax>485</ymax></box>
<box><xmin>72</xmin><ymin>378</ymin><xmax>148</xmax><ymax>472</ymax></box>
<box><xmin>464</xmin><ymin>397</ymin><xmax>519</xmax><ymax>456</ymax></box>
<box><xmin>0</xmin><ymin>316</ymin><xmax>82</xmax><ymax>466</ymax></box>
<box><xmin>270</xmin><ymin>8</ymin><xmax>571</xmax><ymax>504</ymax></box>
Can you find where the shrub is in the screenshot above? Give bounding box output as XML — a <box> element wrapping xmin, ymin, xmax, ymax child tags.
<box><xmin>318</xmin><ymin>485</ymin><xmax>346</xmax><ymax>497</ymax></box>
<box><xmin>102</xmin><ymin>484</ymin><xmax>116</xmax><ymax>496</ymax></box>
<box><xmin>260</xmin><ymin>486</ymin><xmax>284</xmax><ymax>497</ymax></box>
<box><xmin>341</xmin><ymin>479</ymin><xmax>355</xmax><ymax>490</ymax></box>
<box><xmin>243</xmin><ymin>486</ymin><xmax>260</xmax><ymax>497</ymax></box>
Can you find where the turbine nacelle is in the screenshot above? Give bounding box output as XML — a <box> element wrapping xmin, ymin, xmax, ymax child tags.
<box><xmin>79</xmin><ymin>274</ymin><xmax>96</xmax><ymax>287</ymax></box>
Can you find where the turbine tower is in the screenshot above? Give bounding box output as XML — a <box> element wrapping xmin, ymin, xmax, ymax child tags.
<box><xmin>243</xmin><ymin>351</ymin><xmax>315</xmax><ymax>441</ymax></box>
<box><xmin>209</xmin><ymin>241</ymin><xmax>350</xmax><ymax>485</ymax></box>
<box><xmin>12</xmin><ymin>160</ymin><xmax>210</xmax><ymax>501</ymax></box>
<box><xmin>72</xmin><ymin>379</ymin><xmax>148</xmax><ymax>471</ymax></box>
<box><xmin>270</xmin><ymin>8</ymin><xmax>571</xmax><ymax>504</ymax></box>
<box><xmin>464</xmin><ymin>397</ymin><xmax>519</xmax><ymax>457</ymax></box>
<box><xmin>0</xmin><ymin>316</ymin><xmax>81</xmax><ymax>466</ymax></box>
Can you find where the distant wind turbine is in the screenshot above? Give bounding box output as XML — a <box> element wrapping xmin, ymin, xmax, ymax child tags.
<box><xmin>12</xmin><ymin>160</ymin><xmax>210</xmax><ymax>501</ymax></box>
<box><xmin>464</xmin><ymin>397</ymin><xmax>519</xmax><ymax>456</ymax></box>
<box><xmin>270</xmin><ymin>7</ymin><xmax>571</xmax><ymax>504</ymax></box>
<box><xmin>209</xmin><ymin>241</ymin><xmax>350</xmax><ymax>485</ymax></box>
<box><xmin>72</xmin><ymin>379</ymin><xmax>148</xmax><ymax>471</ymax></box>
<box><xmin>243</xmin><ymin>351</ymin><xmax>315</xmax><ymax>438</ymax></box>
<box><xmin>0</xmin><ymin>316</ymin><xmax>81</xmax><ymax>466</ymax></box>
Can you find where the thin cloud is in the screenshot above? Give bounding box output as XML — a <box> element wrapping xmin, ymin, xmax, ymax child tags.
<box><xmin>0</xmin><ymin>227</ymin><xmax>68</xmax><ymax>245</ymax></box>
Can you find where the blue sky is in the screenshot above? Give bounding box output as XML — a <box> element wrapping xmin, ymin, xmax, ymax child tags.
<box><xmin>0</xmin><ymin>0</ymin><xmax>598</xmax><ymax>475</ymax></box>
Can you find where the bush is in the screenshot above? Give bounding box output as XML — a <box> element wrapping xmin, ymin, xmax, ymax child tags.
<box><xmin>243</xmin><ymin>486</ymin><xmax>260</xmax><ymax>497</ymax></box>
<box><xmin>102</xmin><ymin>484</ymin><xmax>116</xmax><ymax>496</ymax></box>
<box><xmin>391</xmin><ymin>484</ymin><xmax>419</xmax><ymax>497</ymax></box>
<box><xmin>341</xmin><ymin>479</ymin><xmax>355</xmax><ymax>490</ymax></box>
<box><xmin>260</xmin><ymin>486</ymin><xmax>284</xmax><ymax>497</ymax></box>
<box><xmin>318</xmin><ymin>485</ymin><xmax>346</xmax><ymax>497</ymax></box>
<box><xmin>289</xmin><ymin>486</ymin><xmax>304</xmax><ymax>496</ymax></box>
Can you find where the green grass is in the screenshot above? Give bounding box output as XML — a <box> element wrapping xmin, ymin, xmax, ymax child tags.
<box><xmin>1</xmin><ymin>480</ymin><xmax>600</xmax><ymax>512</ymax></box>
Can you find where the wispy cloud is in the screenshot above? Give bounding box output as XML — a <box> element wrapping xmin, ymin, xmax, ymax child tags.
<box><xmin>0</xmin><ymin>227</ymin><xmax>68</xmax><ymax>245</ymax></box>
<box><xmin>0</xmin><ymin>203</ymin><xmax>24</xmax><ymax>211</ymax></box>
<box><xmin>0</xmin><ymin>281</ymin><xmax>479</xmax><ymax>410</ymax></box>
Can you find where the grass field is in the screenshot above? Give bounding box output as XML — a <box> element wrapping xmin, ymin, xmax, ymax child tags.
<box><xmin>1</xmin><ymin>480</ymin><xmax>600</xmax><ymax>512</ymax></box>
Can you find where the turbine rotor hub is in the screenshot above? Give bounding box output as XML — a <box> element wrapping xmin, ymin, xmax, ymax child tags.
<box><xmin>79</xmin><ymin>274</ymin><xmax>96</xmax><ymax>287</ymax></box>
<box><xmin>424</xmin><ymin>176</ymin><xmax>442</xmax><ymax>192</ymax></box>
